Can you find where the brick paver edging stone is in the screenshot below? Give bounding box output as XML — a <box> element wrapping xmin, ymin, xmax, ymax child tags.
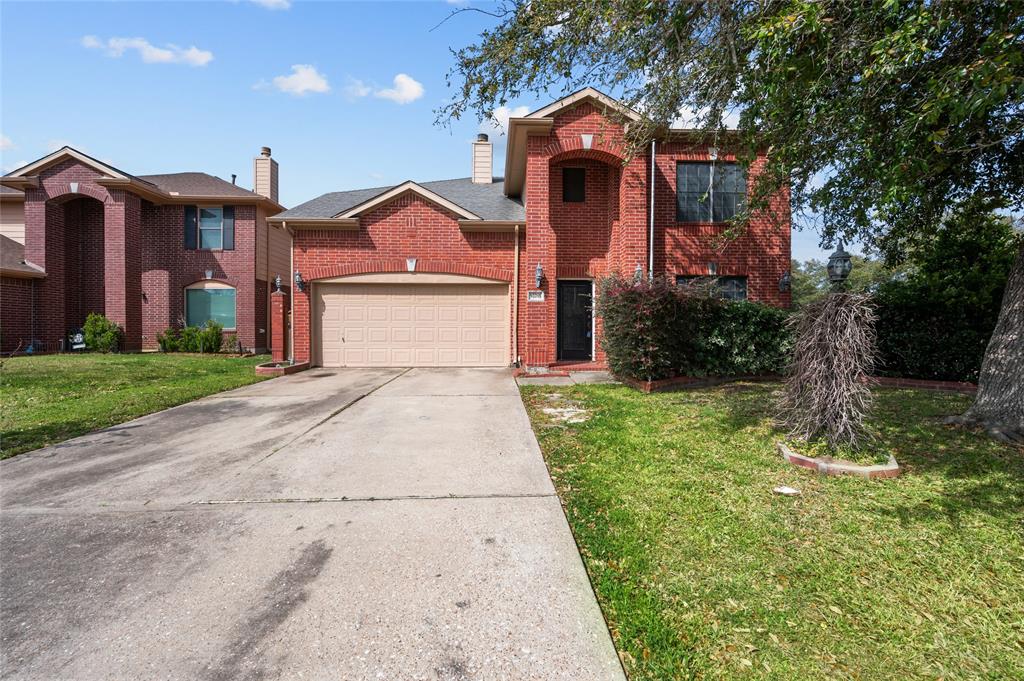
<box><xmin>777</xmin><ymin>441</ymin><xmax>902</xmax><ymax>479</ymax></box>
<box><xmin>255</xmin><ymin>361</ymin><xmax>310</xmax><ymax>376</ymax></box>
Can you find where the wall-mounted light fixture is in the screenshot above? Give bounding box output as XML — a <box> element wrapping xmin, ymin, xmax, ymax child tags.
<box><xmin>205</xmin><ymin>269</ymin><xmax>213</xmax><ymax>280</ymax></box>
<box><xmin>708</xmin><ymin>146</ymin><xmax>719</xmax><ymax>161</ymax></box>
<box><xmin>534</xmin><ymin>262</ymin><xmax>543</xmax><ymax>289</ymax></box>
<box><xmin>707</xmin><ymin>262</ymin><xmax>718</xmax><ymax>276</ymax></box>
<box><xmin>294</xmin><ymin>270</ymin><xmax>305</xmax><ymax>293</ymax></box>
<box><xmin>274</xmin><ymin>274</ymin><xmax>282</xmax><ymax>292</ymax></box>
<box><xmin>779</xmin><ymin>270</ymin><xmax>792</xmax><ymax>292</ymax></box>
<box><xmin>634</xmin><ymin>263</ymin><xmax>643</xmax><ymax>280</ymax></box>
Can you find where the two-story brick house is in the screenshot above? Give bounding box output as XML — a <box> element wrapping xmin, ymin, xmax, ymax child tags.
<box><xmin>273</xmin><ymin>88</ymin><xmax>790</xmax><ymax>370</ymax></box>
<box><xmin>0</xmin><ymin>147</ymin><xmax>289</xmax><ymax>353</ymax></box>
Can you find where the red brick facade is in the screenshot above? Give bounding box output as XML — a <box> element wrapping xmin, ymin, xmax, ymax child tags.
<box><xmin>3</xmin><ymin>159</ymin><xmax>274</xmax><ymax>353</ymax></box>
<box><xmin>0</xmin><ymin>277</ymin><xmax>37</xmax><ymax>352</ymax></box>
<box><xmin>289</xmin><ymin>101</ymin><xmax>791</xmax><ymax>369</ymax></box>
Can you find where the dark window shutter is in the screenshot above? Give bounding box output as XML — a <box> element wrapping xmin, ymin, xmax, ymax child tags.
<box><xmin>184</xmin><ymin>205</ymin><xmax>197</xmax><ymax>249</ymax></box>
<box><xmin>222</xmin><ymin>206</ymin><xmax>235</xmax><ymax>250</ymax></box>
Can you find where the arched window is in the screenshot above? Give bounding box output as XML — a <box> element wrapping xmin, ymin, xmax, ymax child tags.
<box><xmin>185</xmin><ymin>280</ymin><xmax>236</xmax><ymax>329</ymax></box>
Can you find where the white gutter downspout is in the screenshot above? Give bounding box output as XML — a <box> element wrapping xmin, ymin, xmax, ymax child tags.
<box><xmin>286</xmin><ymin>221</ymin><xmax>294</xmax><ymax>364</ymax></box>
<box><xmin>648</xmin><ymin>139</ymin><xmax>656</xmax><ymax>279</ymax></box>
<box><xmin>512</xmin><ymin>223</ymin><xmax>520</xmax><ymax>366</ymax></box>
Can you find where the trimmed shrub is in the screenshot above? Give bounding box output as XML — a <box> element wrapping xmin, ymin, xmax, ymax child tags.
<box><xmin>83</xmin><ymin>313</ymin><xmax>122</xmax><ymax>353</ymax></box>
<box><xmin>596</xmin><ymin>274</ymin><xmax>792</xmax><ymax>381</ymax></box>
<box><xmin>223</xmin><ymin>334</ymin><xmax>239</xmax><ymax>354</ymax></box>
<box><xmin>179</xmin><ymin>326</ymin><xmax>201</xmax><ymax>353</ymax></box>
<box><xmin>198</xmin><ymin>321</ymin><xmax>224</xmax><ymax>353</ymax></box>
<box><xmin>597</xmin><ymin>275</ymin><xmax>690</xmax><ymax>380</ymax></box>
<box><xmin>156</xmin><ymin>328</ymin><xmax>180</xmax><ymax>352</ymax></box>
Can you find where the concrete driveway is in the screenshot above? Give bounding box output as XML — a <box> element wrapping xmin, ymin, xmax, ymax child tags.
<box><xmin>0</xmin><ymin>368</ymin><xmax>624</xmax><ymax>681</ymax></box>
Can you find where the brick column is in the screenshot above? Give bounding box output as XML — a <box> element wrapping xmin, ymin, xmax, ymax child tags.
<box><xmin>270</xmin><ymin>289</ymin><xmax>288</xmax><ymax>363</ymax></box>
<box><xmin>104</xmin><ymin>190</ymin><xmax>143</xmax><ymax>350</ymax></box>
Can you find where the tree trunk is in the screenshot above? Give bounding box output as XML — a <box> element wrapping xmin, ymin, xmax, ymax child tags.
<box><xmin>949</xmin><ymin>240</ymin><xmax>1024</xmax><ymax>444</ymax></box>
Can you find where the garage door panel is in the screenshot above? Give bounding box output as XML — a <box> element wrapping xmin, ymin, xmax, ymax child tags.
<box><xmin>317</xmin><ymin>282</ymin><xmax>508</xmax><ymax>367</ymax></box>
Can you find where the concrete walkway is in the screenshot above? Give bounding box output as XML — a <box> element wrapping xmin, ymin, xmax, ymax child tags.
<box><xmin>0</xmin><ymin>368</ymin><xmax>624</xmax><ymax>681</ymax></box>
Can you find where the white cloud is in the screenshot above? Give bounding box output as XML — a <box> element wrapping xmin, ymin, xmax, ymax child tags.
<box><xmin>0</xmin><ymin>134</ymin><xmax>13</xmax><ymax>151</ymax></box>
<box><xmin>270</xmin><ymin>64</ymin><xmax>330</xmax><ymax>96</ymax></box>
<box><xmin>343</xmin><ymin>77</ymin><xmax>371</xmax><ymax>100</ymax></box>
<box><xmin>479</xmin><ymin>105</ymin><xmax>530</xmax><ymax>136</ymax></box>
<box><xmin>249</xmin><ymin>0</ymin><xmax>291</xmax><ymax>8</ymax></box>
<box><xmin>373</xmin><ymin>74</ymin><xmax>424</xmax><ymax>105</ymax></box>
<box><xmin>81</xmin><ymin>35</ymin><xmax>213</xmax><ymax>67</ymax></box>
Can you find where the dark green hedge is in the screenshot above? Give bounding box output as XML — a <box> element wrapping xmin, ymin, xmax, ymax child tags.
<box><xmin>874</xmin><ymin>283</ymin><xmax>996</xmax><ymax>383</ymax></box>
<box><xmin>596</xmin><ymin>274</ymin><xmax>792</xmax><ymax>381</ymax></box>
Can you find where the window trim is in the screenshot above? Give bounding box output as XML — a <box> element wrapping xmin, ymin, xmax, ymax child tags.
<box><xmin>675</xmin><ymin>161</ymin><xmax>746</xmax><ymax>224</ymax></box>
<box><xmin>196</xmin><ymin>205</ymin><xmax>224</xmax><ymax>251</ymax></box>
<box><xmin>562</xmin><ymin>167</ymin><xmax>586</xmax><ymax>203</ymax></box>
<box><xmin>184</xmin><ymin>280</ymin><xmax>237</xmax><ymax>330</ymax></box>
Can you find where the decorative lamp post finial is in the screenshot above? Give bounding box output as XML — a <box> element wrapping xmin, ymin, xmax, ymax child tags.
<box><xmin>827</xmin><ymin>242</ymin><xmax>853</xmax><ymax>289</ymax></box>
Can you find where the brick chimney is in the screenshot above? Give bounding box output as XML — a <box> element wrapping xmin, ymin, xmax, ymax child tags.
<box><xmin>471</xmin><ymin>133</ymin><xmax>492</xmax><ymax>184</ymax></box>
<box><xmin>253</xmin><ymin>146</ymin><xmax>279</xmax><ymax>203</ymax></box>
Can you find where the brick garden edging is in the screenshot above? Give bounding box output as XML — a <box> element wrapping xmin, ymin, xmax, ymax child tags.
<box><xmin>255</xmin><ymin>361</ymin><xmax>310</xmax><ymax>377</ymax></box>
<box><xmin>777</xmin><ymin>441</ymin><xmax>901</xmax><ymax>479</ymax></box>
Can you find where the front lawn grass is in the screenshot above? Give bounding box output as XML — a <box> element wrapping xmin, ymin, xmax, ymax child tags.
<box><xmin>1</xmin><ymin>353</ymin><xmax>270</xmax><ymax>458</ymax></box>
<box><xmin>522</xmin><ymin>383</ymin><xmax>1024</xmax><ymax>680</ymax></box>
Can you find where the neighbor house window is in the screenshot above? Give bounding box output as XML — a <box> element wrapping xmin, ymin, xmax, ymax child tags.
<box><xmin>562</xmin><ymin>167</ymin><xmax>586</xmax><ymax>203</ymax></box>
<box><xmin>677</xmin><ymin>275</ymin><xmax>748</xmax><ymax>301</ymax></box>
<box><xmin>184</xmin><ymin>205</ymin><xmax>234</xmax><ymax>250</ymax></box>
<box><xmin>185</xmin><ymin>281</ymin><xmax>236</xmax><ymax>328</ymax></box>
<box><xmin>676</xmin><ymin>162</ymin><xmax>746</xmax><ymax>222</ymax></box>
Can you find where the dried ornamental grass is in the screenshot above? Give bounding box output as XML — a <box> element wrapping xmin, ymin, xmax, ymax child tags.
<box><xmin>777</xmin><ymin>292</ymin><xmax>877</xmax><ymax>450</ymax></box>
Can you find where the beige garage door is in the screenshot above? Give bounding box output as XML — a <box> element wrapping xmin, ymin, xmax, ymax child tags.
<box><xmin>316</xmin><ymin>282</ymin><xmax>509</xmax><ymax>367</ymax></box>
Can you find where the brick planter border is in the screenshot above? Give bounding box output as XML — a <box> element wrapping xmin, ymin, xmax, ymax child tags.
<box><xmin>255</xmin><ymin>361</ymin><xmax>310</xmax><ymax>377</ymax></box>
<box><xmin>777</xmin><ymin>441</ymin><xmax>901</xmax><ymax>479</ymax></box>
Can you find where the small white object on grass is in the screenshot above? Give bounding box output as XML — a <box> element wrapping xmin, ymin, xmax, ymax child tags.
<box><xmin>773</xmin><ymin>485</ymin><xmax>801</xmax><ymax>496</ymax></box>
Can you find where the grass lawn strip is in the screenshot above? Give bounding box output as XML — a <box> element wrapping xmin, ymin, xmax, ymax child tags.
<box><xmin>522</xmin><ymin>383</ymin><xmax>1024</xmax><ymax>680</ymax></box>
<box><xmin>1</xmin><ymin>353</ymin><xmax>270</xmax><ymax>458</ymax></box>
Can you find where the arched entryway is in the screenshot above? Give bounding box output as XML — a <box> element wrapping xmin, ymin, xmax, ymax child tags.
<box><xmin>51</xmin><ymin>195</ymin><xmax>106</xmax><ymax>332</ymax></box>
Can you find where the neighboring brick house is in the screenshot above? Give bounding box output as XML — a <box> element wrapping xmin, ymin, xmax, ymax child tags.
<box><xmin>274</xmin><ymin>88</ymin><xmax>790</xmax><ymax>370</ymax></box>
<box><xmin>0</xmin><ymin>147</ymin><xmax>289</xmax><ymax>353</ymax></box>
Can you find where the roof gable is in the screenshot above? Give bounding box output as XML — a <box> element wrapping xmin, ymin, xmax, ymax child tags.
<box><xmin>526</xmin><ymin>87</ymin><xmax>641</xmax><ymax>122</ymax></box>
<box><xmin>3</xmin><ymin>147</ymin><xmax>134</xmax><ymax>181</ymax></box>
<box><xmin>335</xmin><ymin>181</ymin><xmax>482</xmax><ymax>220</ymax></box>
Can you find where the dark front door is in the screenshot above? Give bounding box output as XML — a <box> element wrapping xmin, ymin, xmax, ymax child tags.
<box><xmin>557</xmin><ymin>280</ymin><xmax>593</xmax><ymax>361</ymax></box>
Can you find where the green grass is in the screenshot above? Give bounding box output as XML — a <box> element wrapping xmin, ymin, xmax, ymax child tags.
<box><xmin>1</xmin><ymin>353</ymin><xmax>270</xmax><ymax>458</ymax></box>
<box><xmin>521</xmin><ymin>383</ymin><xmax>1024</xmax><ymax>680</ymax></box>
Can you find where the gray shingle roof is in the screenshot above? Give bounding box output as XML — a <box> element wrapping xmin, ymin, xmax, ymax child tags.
<box><xmin>137</xmin><ymin>172</ymin><xmax>264</xmax><ymax>199</ymax></box>
<box><xmin>0</xmin><ymin>235</ymin><xmax>45</xmax><ymax>277</ymax></box>
<box><xmin>277</xmin><ymin>177</ymin><xmax>525</xmax><ymax>222</ymax></box>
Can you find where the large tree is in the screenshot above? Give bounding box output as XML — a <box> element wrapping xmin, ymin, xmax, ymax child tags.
<box><xmin>440</xmin><ymin>0</ymin><xmax>1024</xmax><ymax>441</ymax></box>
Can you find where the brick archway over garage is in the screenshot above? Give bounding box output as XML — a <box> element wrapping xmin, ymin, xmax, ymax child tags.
<box><xmin>306</xmin><ymin>260</ymin><xmax>513</xmax><ymax>283</ymax></box>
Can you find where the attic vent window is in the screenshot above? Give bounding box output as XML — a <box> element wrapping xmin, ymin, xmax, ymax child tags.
<box><xmin>562</xmin><ymin>167</ymin><xmax>585</xmax><ymax>203</ymax></box>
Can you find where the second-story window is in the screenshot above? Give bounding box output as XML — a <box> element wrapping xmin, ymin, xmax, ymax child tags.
<box><xmin>184</xmin><ymin>205</ymin><xmax>235</xmax><ymax>250</ymax></box>
<box><xmin>676</xmin><ymin>162</ymin><xmax>746</xmax><ymax>222</ymax></box>
<box><xmin>562</xmin><ymin>167</ymin><xmax>586</xmax><ymax>203</ymax></box>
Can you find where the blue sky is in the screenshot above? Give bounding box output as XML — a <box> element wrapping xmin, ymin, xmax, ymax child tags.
<box><xmin>1</xmin><ymin>0</ymin><xmax>834</xmax><ymax>261</ymax></box>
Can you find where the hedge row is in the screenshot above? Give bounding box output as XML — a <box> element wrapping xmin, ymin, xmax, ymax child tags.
<box><xmin>156</xmin><ymin>322</ymin><xmax>235</xmax><ymax>354</ymax></box>
<box><xmin>596</xmin><ymin>274</ymin><xmax>791</xmax><ymax>381</ymax></box>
